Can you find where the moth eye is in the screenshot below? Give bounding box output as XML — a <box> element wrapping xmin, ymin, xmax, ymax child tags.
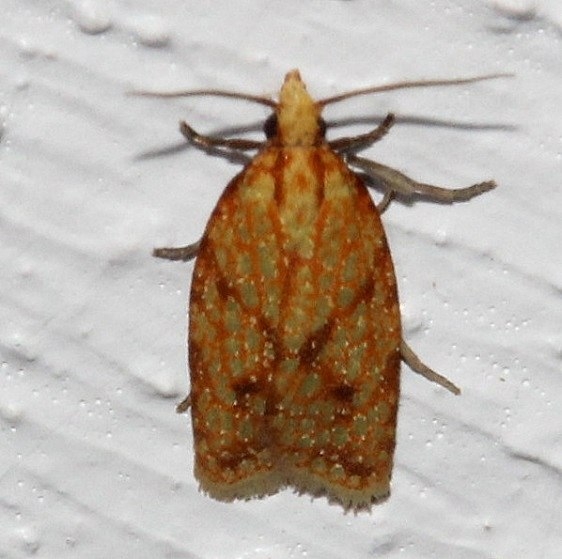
<box><xmin>263</xmin><ymin>114</ymin><xmax>278</xmax><ymax>139</ymax></box>
<box><xmin>317</xmin><ymin>117</ymin><xmax>327</xmax><ymax>138</ymax></box>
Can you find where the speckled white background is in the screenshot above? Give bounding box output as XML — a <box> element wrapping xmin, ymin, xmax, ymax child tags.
<box><xmin>1</xmin><ymin>1</ymin><xmax>561</xmax><ymax>558</ymax></box>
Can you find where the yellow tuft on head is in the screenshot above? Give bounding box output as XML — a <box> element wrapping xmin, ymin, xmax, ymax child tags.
<box><xmin>276</xmin><ymin>70</ymin><xmax>322</xmax><ymax>147</ymax></box>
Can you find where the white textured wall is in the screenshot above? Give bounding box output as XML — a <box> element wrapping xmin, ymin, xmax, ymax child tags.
<box><xmin>1</xmin><ymin>1</ymin><xmax>561</xmax><ymax>558</ymax></box>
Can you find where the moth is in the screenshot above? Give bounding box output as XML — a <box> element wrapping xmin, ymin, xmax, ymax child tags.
<box><xmin>138</xmin><ymin>69</ymin><xmax>504</xmax><ymax>511</ymax></box>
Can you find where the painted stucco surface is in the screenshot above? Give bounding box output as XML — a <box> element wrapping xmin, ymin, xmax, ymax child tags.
<box><xmin>1</xmin><ymin>1</ymin><xmax>561</xmax><ymax>557</ymax></box>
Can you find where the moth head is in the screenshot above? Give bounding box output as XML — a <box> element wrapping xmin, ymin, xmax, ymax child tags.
<box><xmin>272</xmin><ymin>69</ymin><xmax>324</xmax><ymax>147</ymax></box>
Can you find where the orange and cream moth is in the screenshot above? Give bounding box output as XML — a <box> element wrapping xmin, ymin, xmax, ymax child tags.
<box><xmin>142</xmin><ymin>69</ymin><xmax>503</xmax><ymax>512</ymax></box>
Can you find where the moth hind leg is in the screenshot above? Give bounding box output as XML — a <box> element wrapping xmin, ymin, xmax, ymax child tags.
<box><xmin>176</xmin><ymin>394</ymin><xmax>192</xmax><ymax>414</ymax></box>
<box><xmin>400</xmin><ymin>340</ymin><xmax>460</xmax><ymax>395</ymax></box>
<box><xmin>153</xmin><ymin>239</ymin><xmax>201</xmax><ymax>261</ymax></box>
<box><xmin>153</xmin><ymin>241</ymin><xmax>201</xmax><ymax>410</ymax></box>
<box><xmin>347</xmin><ymin>154</ymin><xmax>496</xmax><ymax>214</ymax></box>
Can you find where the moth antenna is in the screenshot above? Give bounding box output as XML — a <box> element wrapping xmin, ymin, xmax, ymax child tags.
<box><xmin>318</xmin><ymin>73</ymin><xmax>513</xmax><ymax>107</ymax></box>
<box><xmin>129</xmin><ymin>88</ymin><xmax>277</xmax><ymax>108</ymax></box>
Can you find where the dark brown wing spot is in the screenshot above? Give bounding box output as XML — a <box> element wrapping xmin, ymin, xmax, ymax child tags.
<box><xmin>216</xmin><ymin>276</ymin><xmax>232</xmax><ymax>300</ymax></box>
<box><xmin>299</xmin><ymin>320</ymin><xmax>333</xmax><ymax>364</ymax></box>
<box><xmin>340</xmin><ymin>456</ymin><xmax>376</xmax><ymax>479</ymax></box>
<box><xmin>217</xmin><ymin>451</ymin><xmax>255</xmax><ymax>471</ymax></box>
<box><xmin>232</xmin><ymin>377</ymin><xmax>264</xmax><ymax>401</ymax></box>
<box><xmin>331</xmin><ymin>383</ymin><xmax>356</xmax><ymax>402</ymax></box>
<box><xmin>359</xmin><ymin>276</ymin><xmax>375</xmax><ymax>302</ymax></box>
<box><xmin>329</xmin><ymin>382</ymin><xmax>356</xmax><ymax>420</ymax></box>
